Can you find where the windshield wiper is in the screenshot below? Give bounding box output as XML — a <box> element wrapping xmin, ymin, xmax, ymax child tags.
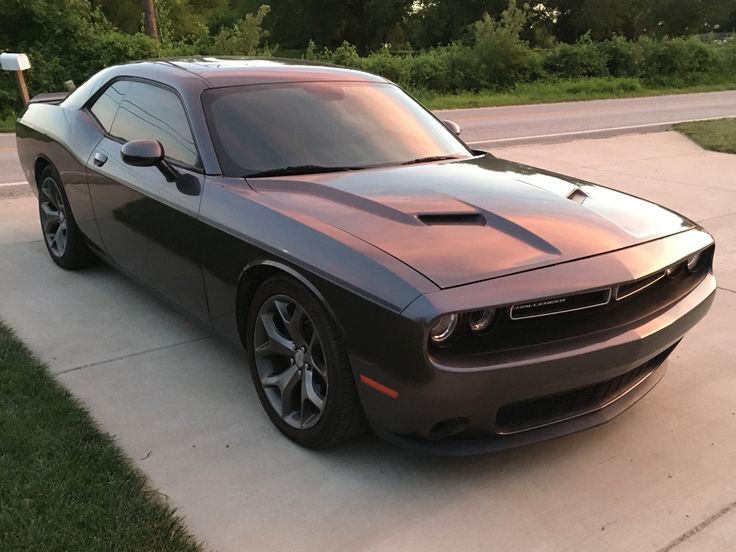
<box><xmin>400</xmin><ymin>155</ymin><xmax>463</xmax><ymax>166</ymax></box>
<box><xmin>245</xmin><ymin>165</ymin><xmax>359</xmax><ymax>178</ymax></box>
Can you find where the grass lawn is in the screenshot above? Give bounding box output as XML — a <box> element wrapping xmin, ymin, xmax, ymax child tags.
<box><xmin>0</xmin><ymin>114</ymin><xmax>14</xmax><ymax>133</ymax></box>
<box><xmin>674</xmin><ymin>118</ymin><xmax>736</xmax><ymax>154</ymax></box>
<box><xmin>415</xmin><ymin>78</ymin><xmax>736</xmax><ymax>110</ymax></box>
<box><xmin>0</xmin><ymin>321</ymin><xmax>203</xmax><ymax>552</ymax></box>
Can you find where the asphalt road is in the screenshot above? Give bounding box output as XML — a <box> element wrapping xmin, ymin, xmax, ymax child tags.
<box><xmin>1</xmin><ymin>89</ymin><xmax>735</xmax><ymax>191</ymax></box>
<box><xmin>435</xmin><ymin>89</ymin><xmax>736</xmax><ymax>146</ymax></box>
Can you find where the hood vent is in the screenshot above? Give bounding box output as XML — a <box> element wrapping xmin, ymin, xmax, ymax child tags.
<box><xmin>417</xmin><ymin>213</ymin><xmax>486</xmax><ymax>226</ymax></box>
<box><xmin>567</xmin><ymin>187</ymin><xmax>588</xmax><ymax>205</ymax></box>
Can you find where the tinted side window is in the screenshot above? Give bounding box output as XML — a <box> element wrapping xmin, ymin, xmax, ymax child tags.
<box><xmin>110</xmin><ymin>81</ymin><xmax>199</xmax><ymax>167</ymax></box>
<box><xmin>89</xmin><ymin>80</ymin><xmax>130</xmax><ymax>132</ymax></box>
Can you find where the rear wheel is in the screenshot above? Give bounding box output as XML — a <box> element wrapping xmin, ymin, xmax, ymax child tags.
<box><xmin>38</xmin><ymin>166</ymin><xmax>95</xmax><ymax>269</ymax></box>
<box><xmin>246</xmin><ymin>275</ymin><xmax>367</xmax><ymax>447</ymax></box>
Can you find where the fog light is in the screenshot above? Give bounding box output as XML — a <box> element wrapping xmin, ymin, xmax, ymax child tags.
<box><xmin>430</xmin><ymin>314</ymin><xmax>458</xmax><ymax>344</ymax></box>
<box><xmin>469</xmin><ymin>309</ymin><xmax>495</xmax><ymax>333</ymax></box>
<box><xmin>687</xmin><ymin>252</ymin><xmax>702</xmax><ymax>272</ymax></box>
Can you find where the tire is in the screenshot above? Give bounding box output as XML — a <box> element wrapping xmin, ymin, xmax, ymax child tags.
<box><xmin>38</xmin><ymin>165</ymin><xmax>95</xmax><ymax>270</ymax></box>
<box><xmin>246</xmin><ymin>275</ymin><xmax>367</xmax><ymax>448</ymax></box>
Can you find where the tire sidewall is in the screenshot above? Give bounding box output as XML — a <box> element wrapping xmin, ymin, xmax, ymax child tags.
<box><xmin>38</xmin><ymin>165</ymin><xmax>93</xmax><ymax>269</ymax></box>
<box><xmin>246</xmin><ymin>276</ymin><xmax>351</xmax><ymax>447</ymax></box>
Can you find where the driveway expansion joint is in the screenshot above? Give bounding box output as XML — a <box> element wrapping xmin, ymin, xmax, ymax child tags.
<box><xmin>717</xmin><ymin>286</ymin><xmax>736</xmax><ymax>295</ymax></box>
<box><xmin>0</xmin><ymin>239</ymin><xmax>43</xmax><ymax>249</ymax></box>
<box><xmin>696</xmin><ymin>211</ymin><xmax>736</xmax><ymax>224</ymax></box>
<box><xmin>55</xmin><ymin>335</ymin><xmax>213</xmax><ymax>376</ymax></box>
<box><xmin>656</xmin><ymin>498</ymin><xmax>736</xmax><ymax>551</ymax></box>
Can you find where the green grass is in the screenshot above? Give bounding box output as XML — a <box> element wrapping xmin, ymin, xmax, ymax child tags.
<box><xmin>0</xmin><ymin>113</ymin><xmax>14</xmax><ymax>133</ymax></box>
<box><xmin>415</xmin><ymin>77</ymin><xmax>736</xmax><ymax>110</ymax></box>
<box><xmin>0</xmin><ymin>321</ymin><xmax>203</xmax><ymax>552</ymax></box>
<box><xmin>674</xmin><ymin>118</ymin><xmax>736</xmax><ymax>154</ymax></box>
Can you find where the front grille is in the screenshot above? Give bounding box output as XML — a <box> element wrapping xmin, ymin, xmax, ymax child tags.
<box><xmin>615</xmin><ymin>270</ymin><xmax>666</xmax><ymax>300</ymax></box>
<box><xmin>431</xmin><ymin>244</ymin><xmax>713</xmax><ymax>362</ymax></box>
<box><xmin>494</xmin><ymin>343</ymin><xmax>678</xmax><ymax>434</ymax></box>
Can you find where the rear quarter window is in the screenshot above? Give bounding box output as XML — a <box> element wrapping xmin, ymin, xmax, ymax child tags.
<box><xmin>89</xmin><ymin>80</ymin><xmax>130</xmax><ymax>132</ymax></box>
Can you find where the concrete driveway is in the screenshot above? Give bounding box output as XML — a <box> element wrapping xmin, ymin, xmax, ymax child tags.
<box><xmin>1</xmin><ymin>131</ymin><xmax>735</xmax><ymax>551</ymax></box>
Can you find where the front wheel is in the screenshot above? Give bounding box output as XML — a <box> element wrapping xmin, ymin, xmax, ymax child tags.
<box><xmin>38</xmin><ymin>166</ymin><xmax>95</xmax><ymax>269</ymax></box>
<box><xmin>246</xmin><ymin>275</ymin><xmax>367</xmax><ymax>448</ymax></box>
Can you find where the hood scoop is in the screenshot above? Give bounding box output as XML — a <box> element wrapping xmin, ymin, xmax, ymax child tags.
<box><xmin>417</xmin><ymin>212</ymin><xmax>486</xmax><ymax>226</ymax></box>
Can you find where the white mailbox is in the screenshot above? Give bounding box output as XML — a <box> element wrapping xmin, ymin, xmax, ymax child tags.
<box><xmin>0</xmin><ymin>53</ymin><xmax>31</xmax><ymax>71</ymax></box>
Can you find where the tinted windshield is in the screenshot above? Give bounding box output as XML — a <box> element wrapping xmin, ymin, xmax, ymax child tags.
<box><xmin>202</xmin><ymin>81</ymin><xmax>472</xmax><ymax>177</ymax></box>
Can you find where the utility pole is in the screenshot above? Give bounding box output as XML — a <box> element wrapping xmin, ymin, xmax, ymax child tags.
<box><xmin>142</xmin><ymin>0</ymin><xmax>159</xmax><ymax>40</ymax></box>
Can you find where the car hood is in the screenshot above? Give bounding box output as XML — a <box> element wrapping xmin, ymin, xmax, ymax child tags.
<box><xmin>246</xmin><ymin>155</ymin><xmax>693</xmax><ymax>289</ymax></box>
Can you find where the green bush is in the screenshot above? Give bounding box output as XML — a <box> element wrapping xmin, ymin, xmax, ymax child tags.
<box><xmin>639</xmin><ymin>36</ymin><xmax>720</xmax><ymax>84</ymax></box>
<box><xmin>471</xmin><ymin>3</ymin><xmax>541</xmax><ymax>88</ymax></box>
<box><xmin>599</xmin><ymin>36</ymin><xmax>644</xmax><ymax>78</ymax></box>
<box><xmin>544</xmin><ymin>34</ymin><xmax>610</xmax><ymax>78</ymax></box>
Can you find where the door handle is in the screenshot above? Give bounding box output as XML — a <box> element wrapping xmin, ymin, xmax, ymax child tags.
<box><xmin>93</xmin><ymin>152</ymin><xmax>108</xmax><ymax>167</ymax></box>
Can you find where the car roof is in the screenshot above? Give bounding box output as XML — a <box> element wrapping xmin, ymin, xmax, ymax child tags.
<box><xmin>137</xmin><ymin>57</ymin><xmax>388</xmax><ymax>87</ymax></box>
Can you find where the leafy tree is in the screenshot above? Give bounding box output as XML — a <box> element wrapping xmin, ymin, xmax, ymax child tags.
<box><xmin>0</xmin><ymin>0</ymin><xmax>156</xmax><ymax>99</ymax></box>
<box><xmin>406</xmin><ymin>0</ymin><xmax>508</xmax><ymax>48</ymax></box>
<box><xmin>268</xmin><ymin>0</ymin><xmax>413</xmax><ymax>53</ymax></box>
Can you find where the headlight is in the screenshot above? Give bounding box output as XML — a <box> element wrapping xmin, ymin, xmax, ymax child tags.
<box><xmin>430</xmin><ymin>314</ymin><xmax>458</xmax><ymax>344</ymax></box>
<box><xmin>686</xmin><ymin>252</ymin><xmax>702</xmax><ymax>272</ymax></box>
<box><xmin>468</xmin><ymin>309</ymin><xmax>495</xmax><ymax>333</ymax></box>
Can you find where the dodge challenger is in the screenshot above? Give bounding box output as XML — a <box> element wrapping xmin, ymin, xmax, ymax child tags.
<box><xmin>15</xmin><ymin>58</ymin><xmax>716</xmax><ymax>453</ymax></box>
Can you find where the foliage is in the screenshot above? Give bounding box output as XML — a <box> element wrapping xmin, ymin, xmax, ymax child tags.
<box><xmin>638</xmin><ymin>35</ymin><xmax>720</xmax><ymax>84</ymax></box>
<box><xmin>471</xmin><ymin>2</ymin><xmax>541</xmax><ymax>87</ymax></box>
<box><xmin>209</xmin><ymin>4</ymin><xmax>271</xmax><ymax>55</ymax></box>
<box><xmin>543</xmin><ymin>33</ymin><xmax>609</xmax><ymax>78</ymax></box>
<box><xmin>0</xmin><ymin>0</ymin><xmax>734</xmax><ymax>115</ymax></box>
<box><xmin>0</xmin><ymin>0</ymin><xmax>158</xmax><ymax>113</ymax></box>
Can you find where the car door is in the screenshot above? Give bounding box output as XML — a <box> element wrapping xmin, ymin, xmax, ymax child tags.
<box><xmin>86</xmin><ymin>79</ymin><xmax>209</xmax><ymax>321</ymax></box>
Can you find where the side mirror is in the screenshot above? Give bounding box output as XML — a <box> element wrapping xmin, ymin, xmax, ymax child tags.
<box><xmin>121</xmin><ymin>139</ymin><xmax>164</xmax><ymax>167</ymax></box>
<box><xmin>442</xmin><ymin>120</ymin><xmax>462</xmax><ymax>136</ymax></box>
<box><xmin>121</xmin><ymin>139</ymin><xmax>180</xmax><ymax>184</ymax></box>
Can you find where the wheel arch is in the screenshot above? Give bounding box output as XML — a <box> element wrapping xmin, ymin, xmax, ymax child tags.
<box><xmin>33</xmin><ymin>154</ymin><xmax>54</xmax><ymax>189</ymax></box>
<box><xmin>235</xmin><ymin>259</ymin><xmax>346</xmax><ymax>351</ymax></box>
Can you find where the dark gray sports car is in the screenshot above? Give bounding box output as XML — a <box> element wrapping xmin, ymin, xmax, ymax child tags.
<box><xmin>16</xmin><ymin>58</ymin><xmax>715</xmax><ymax>453</ymax></box>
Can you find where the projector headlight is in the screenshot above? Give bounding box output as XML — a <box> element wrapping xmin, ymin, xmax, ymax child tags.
<box><xmin>429</xmin><ymin>314</ymin><xmax>458</xmax><ymax>344</ymax></box>
<box><xmin>468</xmin><ymin>309</ymin><xmax>495</xmax><ymax>333</ymax></box>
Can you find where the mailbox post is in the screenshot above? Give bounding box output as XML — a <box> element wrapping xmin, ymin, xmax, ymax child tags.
<box><xmin>0</xmin><ymin>53</ymin><xmax>32</xmax><ymax>105</ymax></box>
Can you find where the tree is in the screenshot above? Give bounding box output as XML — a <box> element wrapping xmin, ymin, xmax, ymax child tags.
<box><xmin>142</xmin><ymin>0</ymin><xmax>158</xmax><ymax>39</ymax></box>
<box><xmin>406</xmin><ymin>0</ymin><xmax>508</xmax><ymax>48</ymax></box>
<box><xmin>267</xmin><ymin>0</ymin><xmax>413</xmax><ymax>53</ymax></box>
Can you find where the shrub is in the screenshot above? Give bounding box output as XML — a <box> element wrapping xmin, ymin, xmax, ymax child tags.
<box><xmin>471</xmin><ymin>2</ymin><xmax>541</xmax><ymax>88</ymax></box>
<box><xmin>639</xmin><ymin>36</ymin><xmax>720</xmax><ymax>84</ymax></box>
<box><xmin>543</xmin><ymin>33</ymin><xmax>610</xmax><ymax>78</ymax></box>
<box><xmin>361</xmin><ymin>48</ymin><xmax>411</xmax><ymax>86</ymax></box>
<box><xmin>598</xmin><ymin>36</ymin><xmax>643</xmax><ymax>78</ymax></box>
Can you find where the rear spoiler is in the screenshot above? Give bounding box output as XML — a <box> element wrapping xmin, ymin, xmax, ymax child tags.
<box><xmin>29</xmin><ymin>92</ymin><xmax>69</xmax><ymax>105</ymax></box>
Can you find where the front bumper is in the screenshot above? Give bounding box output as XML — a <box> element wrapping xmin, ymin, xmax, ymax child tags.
<box><xmin>352</xmin><ymin>230</ymin><xmax>716</xmax><ymax>454</ymax></box>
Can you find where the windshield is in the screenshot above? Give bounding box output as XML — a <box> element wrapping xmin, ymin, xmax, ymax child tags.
<box><xmin>202</xmin><ymin>81</ymin><xmax>472</xmax><ymax>177</ymax></box>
